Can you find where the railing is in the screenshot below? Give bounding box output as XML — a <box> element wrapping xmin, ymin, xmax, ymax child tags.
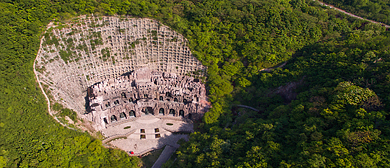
<box><xmin>128</xmin><ymin>147</ymin><xmax>161</xmax><ymax>156</ymax></box>
<box><xmin>162</xmin><ymin>127</ymin><xmax>193</xmax><ymax>133</ymax></box>
<box><xmin>158</xmin><ymin>116</ymin><xmax>193</xmax><ymax>123</ymax></box>
<box><xmin>106</xmin><ymin>116</ymin><xmax>138</xmax><ymax>128</ymax></box>
<box><xmin>102</xmin><ymin>129</ymin><xmax>136</xmax><ymax>143</ymax></box>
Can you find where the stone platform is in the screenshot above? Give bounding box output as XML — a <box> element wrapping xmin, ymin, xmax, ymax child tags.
<box><xmin>102</xmin><ymin>115</ymin><xmax>192</xmax><ymax>155</ymax></box>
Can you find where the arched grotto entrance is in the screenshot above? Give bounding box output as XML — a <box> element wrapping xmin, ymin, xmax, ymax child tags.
<box><xmin>159</xmin><ymin>108</ymin><xmax>164</xmax><ymax>115</ymax></box>
<box><xmin>143</xmin><ymin>107</ymin><xmax>154</xmax><ymax>115</ymax></box>
<box><xmin>129</xmin><ymin>110</ymin><xmax>136</xmax><ymax>117</ymax></box>
<box><xmin>111</xmin><ymin>115</ymin><xmax>117</xmax><ymax>123</ymax></box>
<box><xmin>169</xmin><ymin>109</ymin><xmax>175</xmax><ymax>116</ymax></box>
<box><xmin>120</xmin><ymin>112</ymin><xmax>126</xmax><ymax>120</ymax></box>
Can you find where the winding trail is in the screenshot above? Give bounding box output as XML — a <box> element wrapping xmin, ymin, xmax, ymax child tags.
<box><xmin>315</xmin><ymin>0</ymin><xmax>390</xmax><ymax>28</ymax></box>
<box><xmin>259</xmin><ymin>1</ymin><xmax>389</xmax><ymax>73</ymax></box>
<box><xmin>33</xmin><ymin>35</ymin><xmax>76</xmax><ymax>131</ymax></box>
<box><xmin>31</xmin><ymin>5</ymin><xmax>389</xmax><ymax>164</ymax></box>
<box><xmin>236</xmin><ymin>105</ymin><xmax>260</xmax><ymax>112</ymax></box>
<box><xmin>260</xmin><ymin>61</ymin><xmax>287</xmax><ymax>72</ymax></box>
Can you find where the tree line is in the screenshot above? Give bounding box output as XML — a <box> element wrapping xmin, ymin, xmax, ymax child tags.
<box><xmin>1</xmin><ymin>0</ymin><xmax>390</xmax><ymax>167</ymax></box>
<box><xmin>322</xmin><ymin>0</ymin><xmax>390</xmax><ymax>25</ymax></box>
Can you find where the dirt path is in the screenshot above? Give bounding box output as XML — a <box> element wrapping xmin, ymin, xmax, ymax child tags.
<box><xmin>315</xmin><ymin>0</ymin><xmax>390</xmax><ymax>28</ymax></box>
<box><xmin>259</xmin><ymin>1</ymin><xmax>388</xmax><ymax>73</ymax></box>
<box><xmin>236</xmin><ymin>105</ymin><xmax>260</xmax><ymax>112</ymax></box>
<box><xmin>260</xmin><ymin>61</ymin><xmax>287</xmax><ymax>72</ymax></box>
<box><xmin>33</xmin><ymin>35</ymin><xmax>76</xmax><ymax>130</ymax></box>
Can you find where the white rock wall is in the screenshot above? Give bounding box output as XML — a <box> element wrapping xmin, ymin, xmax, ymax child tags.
<box><xmin>35</xmin><ymin>16</ymin><xmax>206</xmax><ymax>115</ymax></box>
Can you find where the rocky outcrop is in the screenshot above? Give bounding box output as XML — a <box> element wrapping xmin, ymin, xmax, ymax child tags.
<box><xmin>87</xmin><ymin>67</ymin><xmax>209</xmax><ymax>130</ymax></box>
<box><xmin>35</xmin><ymin>16</ymin><xmax>206</xmax><ymax>117</ymax></box>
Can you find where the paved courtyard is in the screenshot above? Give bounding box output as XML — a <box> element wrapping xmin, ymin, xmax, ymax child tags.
<box><xmin>102</xmin><ymin>115</ymin><xmax>192</xmax><ymax>155</ymax></box>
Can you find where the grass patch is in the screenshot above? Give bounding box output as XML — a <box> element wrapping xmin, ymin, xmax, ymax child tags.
<box><xmin>52</xmin><ymin>103</ymin><xmax>78</xmax><ymax>121</ymax></box>
<box><xmin>166</xmin><ymin>123</ymin><xmax>173</xmax><ymax>126</ymax></box>
<box><xmin>141</xmin><ymin>146</ymin><xmax>165</xmax><ymax>168</ymax></box>
<box><xmin>124</xmin><ymin>126</ymin><xmax>131</xmax><ymax>129</ymax></box>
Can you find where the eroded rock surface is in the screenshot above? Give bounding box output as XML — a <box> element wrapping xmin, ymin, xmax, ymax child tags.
<box><xmin>35</xmin><ymin>16</ymin><xmax>206</xmax><ymax>115</ymax></box>
<box><xmin>35</xmin><ymin>16</ymin><xmax>208</xmax><ymax>156</ymax></box>
<box><xmin>87</xmin><ymin>67</ymin><xmax>209</xmax><ymax>131</ymax></box>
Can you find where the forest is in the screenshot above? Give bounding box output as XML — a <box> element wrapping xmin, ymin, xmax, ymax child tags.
<box><xmin>0</xmin><ymin>0</ymin><xmax>390</xmax><ymax>167</ymax></box>
<box><xmin>322</xmin><ymin>0</ymin><xmax>390</xmax><ymax>25</ymax></box>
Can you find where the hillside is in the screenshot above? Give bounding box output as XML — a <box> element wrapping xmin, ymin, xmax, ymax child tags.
<box><xmin>1</xmin><ymin>0</ymin><xmax>390</xmax><ymax>167</ymax></box>
<box><xmin>322</xmin><ymin>0</ymin><xmax>390</xmax><ymax>25</ymax></box>
<box><xmin>36</xmin><ymin>16</ymin><xmax>205</xmax><ymax>117</ymax></box>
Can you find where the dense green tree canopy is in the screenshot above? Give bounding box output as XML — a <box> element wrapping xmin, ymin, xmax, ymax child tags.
<box><xmin>1</xmin><ymin>0</ymin><xmax>390</xmax><ymax>167</ymax></box>
<box><xmin>322</xmin><ymin>0</ymin><xmax>390</xmax><ymax>25</ymax></box>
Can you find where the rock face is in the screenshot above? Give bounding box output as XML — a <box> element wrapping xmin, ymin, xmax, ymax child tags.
<box><xmin>87</xmin><ymin>67</ymin><xmax>209</xmax><ymax>131</ymax></box>
<box><xmin>35</xmin><ymin>16</ymin><xmax>206</xmax><ymax>116</ymax></box>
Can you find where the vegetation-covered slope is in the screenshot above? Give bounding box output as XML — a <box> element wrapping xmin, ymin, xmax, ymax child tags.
<box><xmin>322</xmin><ymin>0</ymin><xmax>390</xmax><ymax>25</ymax></box>
<box><xmin>0</xmin><ymin>0</ymin><xmax>141</xmax><ymax>167</ymax></box>
<box><xmin>1</xmin><ymin>0</ymin><xmax>389</xmax><ymax>167</ymax></box>
<box><xmin>169</xmin><ymin>30</ymin><xmax>390</xmax><ymax>167</ymax></box>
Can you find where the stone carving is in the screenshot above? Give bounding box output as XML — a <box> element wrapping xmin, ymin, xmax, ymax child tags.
<box><xmin>87</xmin><ymin>67</ymin><xmax>209</xmax><ymax>131</ymax></box>
<box><xmin>34</xmin><ymin>16</ymin><xmax>209</xmax><ymax>156</ymax></box>
<box><xmin>35</xmin><ymin>16</ymin><xmax>206</xmax><ymax>116</ymax></box>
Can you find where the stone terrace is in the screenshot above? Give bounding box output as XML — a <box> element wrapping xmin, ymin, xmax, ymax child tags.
<box><xmin>35</xmin><ymin>16</ymin><xmax>206</xmax><ymax>115</ymax></box>
<box><xmin>87</xmin><ymin>67</ymin><xmax>208</xmax><ymax>131</ymax></box>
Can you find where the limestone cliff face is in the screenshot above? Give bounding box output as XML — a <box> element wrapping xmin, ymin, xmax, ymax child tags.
<box><xmin>87</xmin><ymin>67</ymin><xmax>209</xmax><ymax>131</ymax></box>
<box><xmin>35</xmin><ymin>16</ymin><xmax>206</xmax><ymax>115</ymax></box>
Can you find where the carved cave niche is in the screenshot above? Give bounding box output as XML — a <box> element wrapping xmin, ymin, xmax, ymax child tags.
<box><xmin>121</xmin><ymin>92</ymin><xmax>127</xmax><ymax>98</ymax></box>
<box><xmin>159</xmin><ymin>108</ymin><xmax>164</xmax><ymax>115</ymax></box>
<box><xmin>129</xmin><ymin>110</ymin><xmax>136</xmax><ymax>117</ymax></box>
<box><xmin>143</xmin><ymin>107</ymin><xmax>154</xmax><ymax>115</ymax></box>
<box><xmin>111</xmin><ymin>115</ymin><xmax>117</xmax><ymax>122</ymax></box>
<box><xmin>169</xmin><ymin>109</ymin><xmax>175</xmax><ymax>116</ymax></box>
<box><xmin>120</xmin><ymin>112</ymin><xmax>127</xmax><ymax>120</ymax></box>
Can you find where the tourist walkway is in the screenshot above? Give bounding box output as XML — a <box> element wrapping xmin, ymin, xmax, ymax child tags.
<box><xmin>315</xmin><ymin>0</ymin><xmax>390</xmax><ymax>28</ymax></box>
<box><xmin>102</xmin><ymin>115</ymin><xmax>192</xmax><ymax>156</ymax></box>
<box><xmin>151</xmin><ymin>145</ymin><xmax>178</xmax><ymax>168</ymax></box>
